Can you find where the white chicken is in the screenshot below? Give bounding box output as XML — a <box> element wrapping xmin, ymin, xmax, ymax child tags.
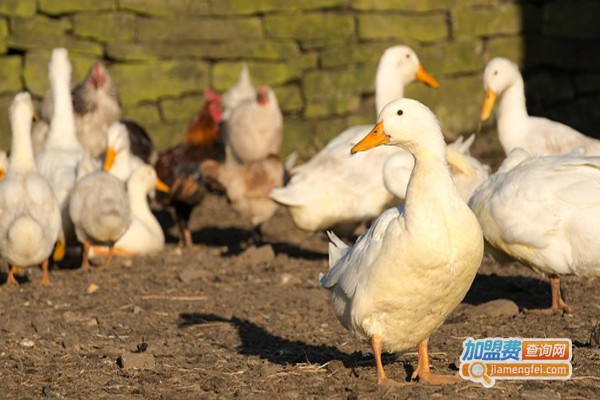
<box><xmin>225</xmin><ymin>84</ymin><xmax>283</xmax><ymax>165</ymax></box>
<box><xmin>222</xmin><ymin>63</ymin><xmax>255</xmax><ymax>121</ymax></box>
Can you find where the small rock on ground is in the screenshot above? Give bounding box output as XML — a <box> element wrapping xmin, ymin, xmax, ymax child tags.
<box><xmin>466</xmin><ymin>299</ymin><xmax>519</xmax><ymax>318</ymax></box>
<box><xmin>235</xmin><ymin>245</ymin><xmax>275</xmax><ymax>266</ymax></box>
<box><xmin>590</xmin><ymin>322</ymin><xmax>600</xmax><ymax>347</ymax></box>
<box><xmin>117</xmin><ymin>352</ymin><xmax>156</xmax><ymax>370</ymax></box>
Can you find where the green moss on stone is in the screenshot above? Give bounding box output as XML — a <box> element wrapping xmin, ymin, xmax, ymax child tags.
<box><xmin>0</xmin><ymin>56</ymin><xmax>22</xmax><ymax>94</ymax></box>
<box><xmin>119</xmin><ymin>0</ymin><xmax>209</xmax><ymax>17</ymax></box>
<box><xmin>161</xmin><ymin>95</ymin><xmax>205</xmax><ymax>123</ymax></box>
<box><xmin>122</xmin><ymin>104</ymin><xmax>162</xmax><ymax>126</ymax></box>
<box><xmin>213</xmin><ymin>62</ymin><xmax>299</xmax><ymax>92</ymax></box>
<box><xmin>213</xmin><ymin>0</ymin><xmax>349</xmax><ymax>15</ymax></box>
<box><xmin>109</xmin><ymin>61</ymin><xmax>210</xmax><ymax>106</ymax></box>
<box><xmin>454</xmin><ymin>4</ymin><xmax>522</xmax><ymax>37</ymax></box>
<box><xmin>8</xmin><ymin>31</ymin><xmax>103</xmax><ymax>56</ymax></box>
<box><xmin>264</xmin><ymin>13</ymin><xmax>354</xmax><ymax>40</ymax></box>
<box><xmin>38</xmin><ymin>0</ymin><xmax>114</xmax><ymax>15</ymax></box>
<box><xmin>10</xmin><ymin>15</ymin><xmax>72</xmax><ymax>35</ymax></box>
<box><xmin>73</xmin><ymin>12</ymin><xmax>136</xmax><ymax>43</ymax></box>
<box><xmin>136</xmin><ymin>17</ymin><xmax>263</xmax><ymax>42</ymax></box>
<box><xmin>485</xmin><ymin>36</ymin><xmax>524</xmax><ymax>64</ymax></box>
<box><xmin>146</xmin><ymin>121</ymin><xmax>188</xmax><ymax>151</ymax></box>
<box><xmin>353</xmin><ymin>0</ymin><xmax>456</xmax><ymax>11</ymax></box>
<box><xmin>106</xmin><ymin>44</ymin><xmax>158</xmax><ymax>62</ymax></box>
<box><xmin>274</xmin><ymin>85</ymin><xmax>303</xmax><ymax>113</ymax></box>
<box><xmin>0</xmin><ymin>95</ymin><xmax>12</xmax><ymax>150</ymax></box>
<box><xmin>0</xmin><ymin>0</ymin><xmax>36</xmax><ymax>17</ymax></box>
<box><xmin>418</xmin><ymin>40</ymin><xmax>483</xmax><ymax>76</ymax></box>
<box><xmin>358</xmin><ymin>14</ymin><xmax>448</xmax><ymax>42</ymax></box>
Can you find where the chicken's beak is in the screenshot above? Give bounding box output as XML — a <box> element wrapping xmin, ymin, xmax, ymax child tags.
<box><xmin>415</xmin><ymin>64</ymin><xmax>440</xmax><ymax>89</ymax></box>
<box><xmin>351</xmin><ymin>121</ymin><xmax>389</xmax><ymax>154</ymax></box>
<box><xmin>103</xmin><ymin>147</ymin><xmax>116</xmax><ymax>172</ymax></box>
<box><xmin>0</xmin><ymin>169</ymin><xmax>5</xmax><ymax>180</ymax></box>
<box><xmin>480</xmin><ymin>89</ymin><xmax>497</xmax><ymax>121</ymax></box>
<box><xmin>32</xmin><ymin>112</ymin><xmax>39</xmax><ymax>122</ymax></box>
<box><xmin>155</xmin><ymin>178</ymin><xmax>170</xmax><ymax>193</ymax></box>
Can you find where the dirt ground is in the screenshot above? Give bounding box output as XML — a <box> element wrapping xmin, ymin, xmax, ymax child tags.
<box><xmin>1</xmin><ymin>192</ymin><xmax>599</xmax><ymax>400</ymax></box>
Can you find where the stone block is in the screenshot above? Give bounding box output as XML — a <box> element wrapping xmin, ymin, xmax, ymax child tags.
<box><xmin>136</xmin><ymin>17</ymin><xmax>263</xmax><ymax>42</ymax></box>
<box><xmin>10</xmin><ymin>15</ymin><xmax>72</xmax><ymax>35</ymax></box>
<box><xmin>303</xmin><ymin>68</ymin><xmax>362</xmax><ymax>117</ymax></box>
<box><xmin>38</xmin><ymin>0</ymin><xmax>114</xmax><ymax>15</ymax></box>
<box><xmin>109</xmin><ymin>61</ymin><xmax>210</xmax><ymax>105</ymax></box>
<box><xmin>161</xmin><ymin>94</ymin><xmax>205</xmax><ymax>123</ymax></box>
<box><xmin>454</xmin><ymin>4</ymin><xmax>523</xmax><ymax>37</ymax></box>
<box><xmin>0</xmin><ymin>56</ymin><xmax>22</xmax><ymax>94</ymax></box>
<box><xmin>574</xmin><ymin>73</ymin><xmax>600</xmax><ymax>96</ymax></box>
<box><xmin>106</xmin><ymin>43</ymin><xmax>157</xmax><ymax>62</ymax></box>
<box><xmin>122</xmin><ymin>104</ymin><xmax>162</xmax><ymax>126</ymax></box>
<box><xmin>213</xmin><ymin>62</ymin><xmax>299</xmax><ymax>92</ymax></box>
<box><xmin>135</xmin><ymin>40</ymin><xmax>299</xmax><ymax>60</ymax></box>
<box><xmin>0</xmin><ymin>0</ymin><xmax>36</xmax><ymax>17</ymax></box>
<box><xmin>8</xmin><ymin>31</ymin><xmax>103</xmax><ymax>56</ymax></box>
<box><xmin>543</xmin><ymin>0</ymin><xmax>600</xmax><ymax>39</ymax></box>
<box><xmin>405</xmin><ymin>74</ymin><xmax>482</xmax><ymax>136</ymax></box>
<box><xmin>282</xmin><ymin>116</ymin><xmax>348</xmax><ymax>160</ymax></box>
<box><xmin>354</xmin><ymin>0</ymin><xmax>456</xmax><ymax>11</ymax></box>
<box><xmin>23</xmin><ymin>50</ymin><xmax>98</xmax><ymax>97</ymax></box>
<box><xmin>147</xmin><ymin>121</ymin><xmax>188</xmax><ymax>151</ymax></box>
<box><xmin>73</xmin><ymin>12</ymin><xmax>136</xmax><ymax>43</ymax></box>
<box><xmin>0</xmin><ymin>18</ymin><xmax>7</xmax><ymax>50</ymax></box>
<box><xmin>532</xmin><ymin>37</ymin><xmax>600</xmax><ymax>72</ymax></box>
<box><xmin>264</xmin><ymin>13</ymin><xmax>354</xmax><ymax>40</ymax></box>
<box><xmin>419</xmin><ymin>40</ymin><xmax>483</xmax><ymax>76</ymax></box>
<box><xmin>119</xmin><ymin>0</ymin><xmax>210</xmax><ymax>16</ymax></box>
<box><xmin>525</xmin><ymin>72</ymin><xmax>575</xmax><ymax>109</ymax></box>
<box><xmin>212</xmin><ymin>0</ymin><xmax>348</xmax><ymax>15</ymax></box>
<box><xmin>274</xmin><ymin>84</ymin><xmax>303</xmax><ymax>113</ymax></box>
<box><xmin>0</xmin><ymin>95</ymin><xmax>14</xmax><ymax>150</ymax></box>
<box><xmin>358</xmin><ymin>14</ymin><xmax>448</xmax><ymax>42</ymax></box>
<box><xmin>485</xmin><ymin>36</ymin><xmax>524</xmax><ymax>65</ymax></box>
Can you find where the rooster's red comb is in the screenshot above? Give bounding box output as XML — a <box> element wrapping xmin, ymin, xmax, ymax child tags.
<box><xmin>204</xmin><ymin>89</ymin><xmax>222</xmax><ymax>104</ymax></box>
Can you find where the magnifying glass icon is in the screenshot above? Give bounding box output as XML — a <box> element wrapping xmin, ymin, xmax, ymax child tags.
<box><xmin>469</xmin><ymin>361</ymin><xmax>492</xmax><ymax>386</ymax></box>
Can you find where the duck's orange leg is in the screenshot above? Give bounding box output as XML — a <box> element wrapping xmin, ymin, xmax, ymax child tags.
<box><xmin>371</xmin><ymin>334</ymin><xmax>408</xmax><ymax>387</ymax></box>
<box><xmin>411</xmin><ymin>339</ymin><xmax>461</xmax><ymax>384</ymax></box>
<box><xmin>528</xmin><ymin>275</ymin><xmax>573</xmax><ymax>315</ymax></box>
<box><xmin>80</xmin><ymin>241</ymin><xmax>91</xmax><ymax>271</ymax></box>
<box><xmin>39</xmin><ymin>258</ymin><xmax>51</xmax><ymax>287</ymax></box>
<box><xmin>97</xmin><ymin>246</ymin><xmax>115</xmax><ymax>271</ymax></box>
<box><xmin>6</xmin><ymin>265</ymin><xmax>19</xmax><ymax>287</ymax></box>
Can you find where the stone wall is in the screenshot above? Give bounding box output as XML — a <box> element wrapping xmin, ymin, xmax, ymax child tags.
<box><xmin>0</xmin><ymin>0</ymin><xmax>599</xmax><ymax>161</ymax></box>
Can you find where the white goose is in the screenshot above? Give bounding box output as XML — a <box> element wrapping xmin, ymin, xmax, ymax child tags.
<box><xmin>89</xmin><ymin>165</ymin><xmax>168</xmax><ymax>259</ymax></box>
<box><xmin>35</xmin><ymin>48</ymin><xmax>84</xmax><ymax>257</ymax></box>
<box><xmin>481</xmin><ymin>57</ymin><xmax>600</xmax><ymax>156</ymax></box>
<box><xmin>0</xmin><ymin>93</ymin><xmax>61</xmax><ymax>286</ymax></box>
<box><xmin>320</xmin><ymin>99</ymin><xmax>484</xmax><ymax>386</ymax></box>
<box><xmin>69</xmin><ymin>152</ymin><xmax>131</xmax><ymax>271</ymax></box>
<box><xmin>469</xmin><ymin>148</ymin><xmax>600</xmax><ymax>314</ymax></box>
<box><xmin>271</xmin><ymin>45</ymin><xmax>439</xmax><ymax>236</ymax></box>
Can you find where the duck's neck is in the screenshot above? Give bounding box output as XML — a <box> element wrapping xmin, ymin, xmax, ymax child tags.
<box><xmin>48</xmin><ymin>76</ymin><xmax>79</xmax><ymax>148</ymax></box>
<box><xmin>9</xmin><ymin>114</ymin><xmax>36</xmax><ymax>173</ymax></box>
<box><xmin>496</xmin><ymin>77</ymin><xmax>529</xmax><ymax>153</ymax></box>
<box><xmin>403</xmin><ymin>144</ymin><xmax>458</xmax><ymax>224</ymax></box>
<box><xmin>375</xmin><ymin>63</ymin><xmax>405</xmax><ymax>115</ymax></box>
<box><xmin>111</xmin><ymin>149</ymin><xmax>131</xmax><ymax>181</ymax></box>
<box><xmin>128</xmin><ymin>183</ymin><xmax>161</xmax><ymax>233</ymax></box>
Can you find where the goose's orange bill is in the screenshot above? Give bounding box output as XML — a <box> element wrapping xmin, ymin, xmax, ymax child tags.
<box><xmin>416</xmin><ymin>64</ymin><xmax>440</xmax><ymax>89</ymax></box>
<box><xmin>156</xmin><ymin>178</ymin><xmax>170</xmax><ymax>193</ymax></box>
<box><xmin>480</xmin><ymin>89</ymin><xmax>497</xmax><ymax>121</ymax></box>
<box><xmin>351</xmin><ymin>121</ymin><xmax>389</xmax><ymax>154</ymax></box>
<box><xmin>103</xmin><ymin>146</ymin><xmax>116</xmax><ymax>172</ymax></box>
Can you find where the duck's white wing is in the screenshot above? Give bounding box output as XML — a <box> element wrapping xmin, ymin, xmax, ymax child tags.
<box><xmin>528</xmin><ymin>117</ymin><xmax>600</xmax><ymax>155</ymax></box>
<box><xmin>320</xmin><ymin>205</ymin><xmax>402</xmax><ymax>298</ymax></box>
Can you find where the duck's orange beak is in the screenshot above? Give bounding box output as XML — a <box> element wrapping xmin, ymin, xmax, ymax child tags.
<box><xmin>415</xmin><ymin>64</ymin><xmax>440</xmax><ymax>89</ymax></box>
<box><xmin>0</xmin><ymin>169</ymin><xmax>5</xmax><ymax>180</ymax></box>
<box><xmin>155</xmin><ymin>178</ymin><xmax>170</xmax><ymax>193</ymax></box>
<box><xmin>480</xmin><ymin>89</ymin><xmax>497</xmax><ymax>121</ymax></box>
<box><xmin>103</xmin><ymin>146</ymin><xmax>116</xmax><ymax>171</ymax></box>
<box><xmin>351</xmin><ymin>121</ymin><xmax>389</xmax><ymax>154</ymax></box>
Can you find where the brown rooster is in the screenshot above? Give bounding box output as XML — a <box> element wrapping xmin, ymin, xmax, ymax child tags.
<box><xmin>153</xmin><ymin>89</ymin><xmax>224</xmax><ymax>247</ymax></box>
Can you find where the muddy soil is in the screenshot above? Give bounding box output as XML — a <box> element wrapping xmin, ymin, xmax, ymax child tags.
<box><xmin>1</xmin><ymin>192</ymin><xmax>599</xmax><ymax>399</ymax></box>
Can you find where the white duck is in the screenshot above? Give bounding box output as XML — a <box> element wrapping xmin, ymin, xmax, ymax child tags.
<box><xmin>222</xmin><ymin>63</ymin><xmax>255</xmax><ymax>121</ymax></box>
<box><xmin>469</xmin><ymin>148</ymin><xmax>600</xmax><ymax>314</ymax></box>
<box><xmin>89</xmin><ymin>165</ymin><xmax>168</xmax><ymax>259</ymax></box>
<box><xmin>69</xmin><ymin>152</ymin><xmax>131</xmax><ymax>271</ymax></box>
<box><xmin>321</xmin><ymin>99</ymin><xmax>484</xmax><ymax>386</ymax></box>
<box><xmin>35</xmin><ymin>48</ymin><xmax>84</xmax><ymax>258</ymax></box>
<box><xmin>225</xmin><ymin>84</ymin><xmax>283</xmax><ymax>164</ymax></box>
<box><xmin>0</xmin><ymin>93</ymin><xmax>61</xmax><ymax>286</ymax></box>
<box><xmin>481</xmin><ymin>57</ymin><xmax>600</xmax><ymax>156</ymax></box>
<box><xmin>270</xmin><ymin>45</ymin><xmax>440</xmax><ymax>236</ymax></box>
<box><xmin>382</xmin><ymin>134</ymin><xmax>490</xmax><ymax>202</ymax></box>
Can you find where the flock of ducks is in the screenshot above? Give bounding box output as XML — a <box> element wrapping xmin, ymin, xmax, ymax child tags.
<box><xmin>0</xmin><ymin>44</ymin><xmax>598</xmax><ymax>387</ymax></box>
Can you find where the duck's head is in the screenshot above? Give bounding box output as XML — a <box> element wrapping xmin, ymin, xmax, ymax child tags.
<box><xmin>130</xmin><ymin>164</ymin><xmax>169</xmax><ymax>197</ymax></box>
<box><xmin>380</xmin><ymin>45</ymin><xmax>440</xmax><ymax>89</ymax></box>
<box><xmin>104</xmin><ymin>121</ymin><xmax>130</xmax><ymax>171</ymax></box>
<box><xmin>352</xmin><ymin>98</ymin><xmax>443</xmax><ymax>155</ymax></box>
<box><xmin>481</xmin><ymin>57</ymin><xmax>521</xmax><ymax>121</ymax></box>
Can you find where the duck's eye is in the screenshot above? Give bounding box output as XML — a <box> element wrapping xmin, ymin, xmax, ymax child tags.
<box><xmin>494</xmin><ymin>70</ymin><xmax>498</xmax><ymax>76</ymax></box>
<box><xmin>406</xmin><ymin>54</ymin><xmax>410</xmax><ymax>59</ymax></box>
<box><xmin>397</xmin><ymin>109</ymin><xmax>403</xmax><ymax>116</ymax></box>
